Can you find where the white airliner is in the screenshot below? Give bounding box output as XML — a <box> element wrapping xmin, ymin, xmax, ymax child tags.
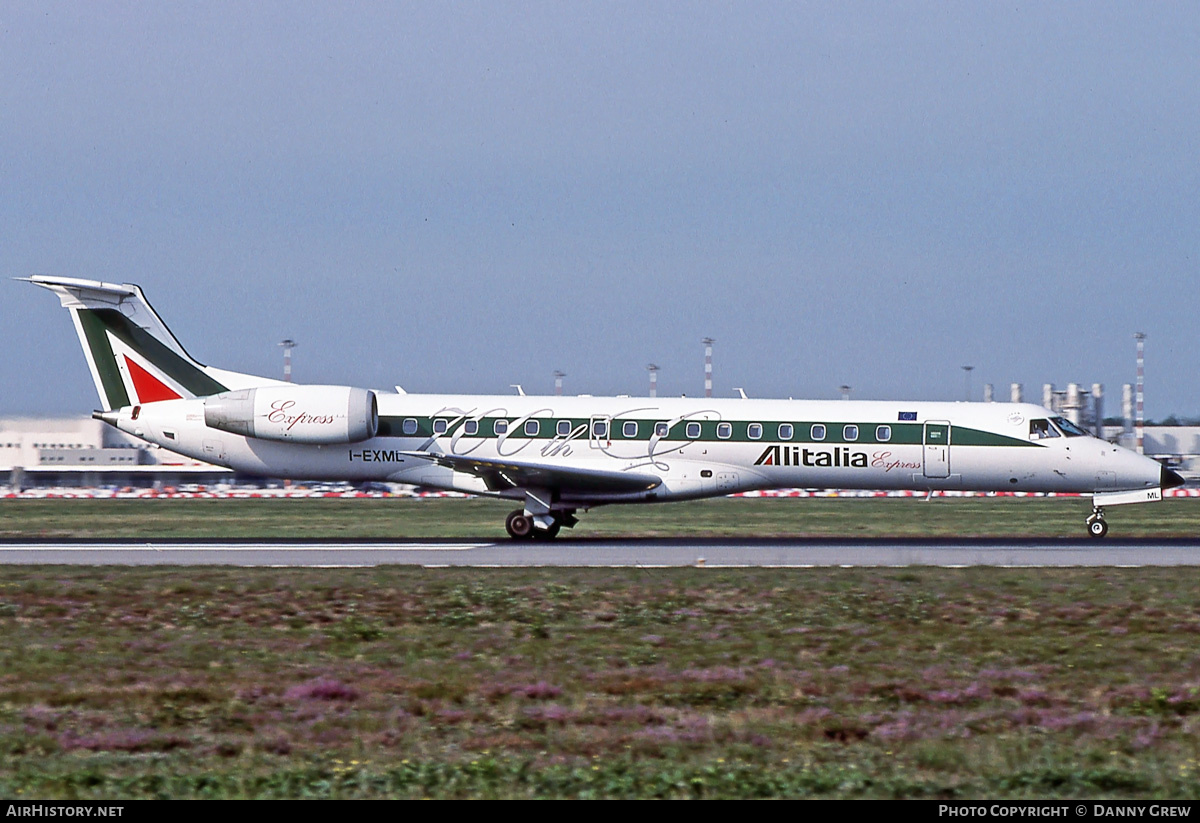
<box><xmin>27</xmin><ymin>275</ymin><xmax>1183</xmax><ymax>539</ymax></box>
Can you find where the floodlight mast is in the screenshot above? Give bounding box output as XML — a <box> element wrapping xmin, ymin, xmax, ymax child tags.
<box><xmin>1134</xmin><ymin>333</ymin><xmax>1146</xmax><ymax>454</ymax></box>
<box><xmin>279</xmin><ymin>339</ymin><xmax>297</xmax><ymax>382</ymax></box>
<box><xmin>702</xmin><ymin>338</ymin><xmax>714</xmax><ymax>398</ymax></box>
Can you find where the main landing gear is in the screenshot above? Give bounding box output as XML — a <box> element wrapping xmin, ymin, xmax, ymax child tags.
<box><xmin>1086</xmin><ymin>506</ymin><xmax>1108</xmax><ymax>539</ymax></box>
<box><xmin>505</xmin><ymin>509</ymin><xmax>576</xmax><ymax>540</ymax></box>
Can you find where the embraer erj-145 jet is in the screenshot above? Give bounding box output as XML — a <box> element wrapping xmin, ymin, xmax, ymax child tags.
<box><xmin>28</xmin><ymin>276</ymin><xmax>1183</xmax><ymax>539</ymax></box>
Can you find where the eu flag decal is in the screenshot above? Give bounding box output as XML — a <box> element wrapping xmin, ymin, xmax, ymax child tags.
<box><xmin>898</xmin><ymin>411</ymin><xmax>918</xmax><ymax>421</ymax></box>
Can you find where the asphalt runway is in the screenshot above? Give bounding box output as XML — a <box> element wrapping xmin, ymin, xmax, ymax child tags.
<box><xmin>2</xmin><ymin>537</ymin><xmax>1200</xmax><ymax>566</ymax></box>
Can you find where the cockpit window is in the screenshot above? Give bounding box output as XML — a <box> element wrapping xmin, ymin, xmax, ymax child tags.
<box><xmin>1050</xmin><ymin>416</ymin><xmax>1087</xmax><ymax>437</ymax></box>
<box><xmin>1029</xmin><ymin>419</ymin><xmax>1060</xmax><ymax>440</ymax></box>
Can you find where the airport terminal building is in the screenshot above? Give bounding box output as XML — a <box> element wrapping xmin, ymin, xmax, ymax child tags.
<box><xmin>0</xmin><ymin>416</ymin><xmax>231</xmax><ymax>490</ymax></box>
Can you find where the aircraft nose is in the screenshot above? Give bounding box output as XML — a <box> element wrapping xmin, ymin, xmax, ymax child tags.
<box><xmin>1162</xmin><ymin>465</ymin><xmax>1186</xmax><ymax>490</ymax></box>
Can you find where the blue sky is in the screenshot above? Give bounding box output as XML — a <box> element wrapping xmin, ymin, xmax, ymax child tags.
<box><xmin>4</xmin><ymin>2</ymin><xmax>1197</xmax><ymax>417</ymax></box>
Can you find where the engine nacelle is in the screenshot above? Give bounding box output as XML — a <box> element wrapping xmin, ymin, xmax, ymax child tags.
<box><xmin>203</xmin><ymin>385</ymin><xmax>379</xmax><ymax>444</ymax></box>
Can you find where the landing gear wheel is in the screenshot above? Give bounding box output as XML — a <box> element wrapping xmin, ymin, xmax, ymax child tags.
<box><xmin>1086</xmin><ymin>508</ymin><xmax>1108</xmax><ymax>539</ymax></box>
<box><xmin>505</xmin><ymin>510</ymin><xmax>535</xmax><ymax>540</ymax></box>
<box><xmin>532</xmin><ymin>519</ymin><xmax>561</xmax><ymax>540</ymax></box>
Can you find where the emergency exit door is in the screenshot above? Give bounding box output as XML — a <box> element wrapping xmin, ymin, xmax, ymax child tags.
<box><xmin>923</xmin><ymin>421</ymin><xmax>950</xmax><ymax>478</ymax></box>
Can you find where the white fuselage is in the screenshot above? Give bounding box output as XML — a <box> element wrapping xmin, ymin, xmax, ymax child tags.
<box><xmin>105</xmin><ymin>393</ymin><xmax>1166</xmax><ymax>506</ymax></box>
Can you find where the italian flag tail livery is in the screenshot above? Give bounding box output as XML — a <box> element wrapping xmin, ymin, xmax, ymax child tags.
<box><xmin>24</xmin><ymin>276</ymin><xmax>275</xmax><ymax>409</ymax></box>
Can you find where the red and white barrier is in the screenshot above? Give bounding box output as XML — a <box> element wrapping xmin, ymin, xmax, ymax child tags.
<box><xmin>1</xmin><ymin>487</ymin><xmax>1195</xmax><ymax>500</ymax></box>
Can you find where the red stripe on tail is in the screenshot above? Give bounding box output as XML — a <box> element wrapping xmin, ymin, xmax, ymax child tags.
<box><xmin>124</xmin><ymin>356</ymin><xmax>182</xmax><ymax>403</ymax></box>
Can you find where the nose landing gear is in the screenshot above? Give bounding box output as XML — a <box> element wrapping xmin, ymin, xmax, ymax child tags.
<box><xmin>1086</xmin><ymin>506</ymin><xmax>1108</xmax><ymax>538</ymax></box>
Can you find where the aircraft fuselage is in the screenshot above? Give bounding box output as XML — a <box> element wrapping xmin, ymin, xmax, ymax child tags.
<box><xmin>103</xmin><ymin>393</ymin><xmax>1167</xmax><ymax>506</ymax></box>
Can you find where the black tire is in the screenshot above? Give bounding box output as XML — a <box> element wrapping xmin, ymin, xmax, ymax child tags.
<box><xmin>1088</xmin><ymin>518</ymin><xmax>1108</xmax><ymax>539</ymax></box>
<box><xmin>505</xmin><ymin>510</ymin><xmax>535</xmax><ymax>540</ymax></box>
<box><xmin>532</xmin><ymin>521</ymin><xmax>561</xmax><ymax>540</ymax></box>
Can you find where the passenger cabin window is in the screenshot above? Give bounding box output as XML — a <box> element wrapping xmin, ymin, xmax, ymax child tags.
<box><xmin>464</xmin><ymin>420</ymin><xmax>479</xmax><ymax>436</ymax></box>
<box><xmin>593</xmin><ymin>421</ymin><xmax>608</xmax><ymax>438</ymax></box>
<box><xmin>843</xmin><ymin>425</ymin><xmax>858</xmax><ymax>441</ymax></box>
<box><xmin>1050</xmin><ymin>416</ymin><xmax>1087</xmax><ymax>437</ymax></box>
<box><xmin>1029</xmin><ymin>419</ymin><xmax>1060</xmax><ymax>440</ymax></box>
<box><xmin>557</xmin><ymin>420</ymin><xmax>572</xmax><ymax>436</ymax></box>
<box><xmin>402</xmin><ymin>418</ymin><xmax>418</xmax><ymax>435</ymax></box>
<box><xmin>433</xmin><ymin>419</ymin><xmax>448</xmax><ymax>435</ymax></box>
<box><xmin>524</xmin><ymin>420</ymin><xmax>540</xmax><ymax>436</ymax></box>
<box><xmin>748</xmin><ymin>423</ymin><xmax>762</xmax><ymax>440</ymax></box>
<box><xmin>623</xmin><ymin>421</ymin><xmax>638</xmax><ymax>438</ymax></box>
<box><xmin>494</xmin><ymin>420</ymin><xmax>509</xmax><ymax>435</ymax></box>
<box><xmin>686</xmin><ymin>422</ymin><xmax>702</xmax><ymax>439</ymax></box>
<box><xmin>811</xmin><ymin>424</ymin><xmax>826</xmax><ymax>441</ymax></box>
<box><xmin>876</xmin><ymin>425</ymin><xmax>891</xmax><ymax>442</ymax></box>
<box><xmin>779</xmin><ymin>423</ymin><xmax>794</xmax><ymax>440</ymax></box>
<box><xmin>716</xmin><ymin>422</ymin><xmax>732</xmax><ymax>439</ymax></box>
<box><xmin>654</xmin><ymin>422</ymin><xmax>669</xmax><ymax>437</ymax></box>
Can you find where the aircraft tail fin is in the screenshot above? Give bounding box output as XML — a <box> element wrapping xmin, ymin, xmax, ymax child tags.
<box><xmin>24</xmin><ymin>275</ymin><xmax>279</xmax><ymax>409</ymax></box>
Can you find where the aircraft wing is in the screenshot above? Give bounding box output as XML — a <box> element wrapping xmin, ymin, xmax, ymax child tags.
<box><xmin>402</xmin><ymin>451</ymin><xmax>662</xmax><ymax>495</ymax></box>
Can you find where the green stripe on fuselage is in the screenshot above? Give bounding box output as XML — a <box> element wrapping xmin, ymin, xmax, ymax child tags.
<box><xmin>375</xmin><ymin>416</ymin><xmax>1037</xmax><ymax>447</ymax></box>
<box><xmin>950</xmin><ymin>427</ymin><xmax>1038</xmax><ymax>448</ymax></box>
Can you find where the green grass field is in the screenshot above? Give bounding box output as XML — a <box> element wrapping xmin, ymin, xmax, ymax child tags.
<box><xmin>0</xmin><ymin>497</ymin><xmax>1197</xmax><ymax>798</ymax></box>
<box><xmin>1</xmin><ymin>565</ymin><xmax>1200</xmax><ymax>799</ymax></box>
<box><xmin>2</xmin><ymin>495</ymin><xmax>1199</xmax><ymax>540</ymax></box>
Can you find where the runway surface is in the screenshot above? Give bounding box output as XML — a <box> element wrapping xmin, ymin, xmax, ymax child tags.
<box><xmin>3</xmin><ymin>537</ymin><xmax>1200</xmax><ymax>566</ymax></box>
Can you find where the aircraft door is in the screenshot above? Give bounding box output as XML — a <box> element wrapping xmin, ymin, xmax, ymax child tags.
<box><xmin>923</xmin><ymin>422</ymin><xmax>950</xmax><ymax>479</ymax></box>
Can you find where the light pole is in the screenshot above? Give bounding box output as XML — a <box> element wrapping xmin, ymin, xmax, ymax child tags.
<box><xmin>702</xmin><ymin>338</ymin><xmax>714</xmax><ymax>398</ymax></box>
<box><xmin>1134</xmin><ymin>332</ymin><xmax>1145</xmax><ymax>454</ymax></box>
<box><xmin>279</xmin><ymin>339</ymin><xmax>296</xmax><ymax>382</ymax></box>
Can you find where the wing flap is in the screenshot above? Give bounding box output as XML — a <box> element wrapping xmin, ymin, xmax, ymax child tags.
<box><xmin>404</xmin><ymin>451</ymin><xmax>661</xmax><ymax>495</ymax></box>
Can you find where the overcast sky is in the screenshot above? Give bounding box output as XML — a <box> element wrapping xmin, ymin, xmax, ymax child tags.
<box><xmin>3</xmin><ymin>2</ymin><xmax>1197</xmax><ymax>418</ymax></box>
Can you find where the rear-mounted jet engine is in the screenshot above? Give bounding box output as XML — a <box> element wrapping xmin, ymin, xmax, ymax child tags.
<box><xmin>204</xmin><ymin>385</ymin><xmax>378</xmax><ymax>445</ymax></box>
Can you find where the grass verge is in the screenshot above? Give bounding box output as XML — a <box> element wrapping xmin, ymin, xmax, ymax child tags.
<box><xmin>1</xmin><ymin>566</ymin><xmax>1199</xmax><ymax>798</ymax></box>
